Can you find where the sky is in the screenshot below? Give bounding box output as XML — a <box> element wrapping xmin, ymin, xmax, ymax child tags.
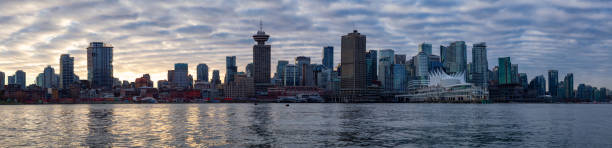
<box><xmin>0</xmin><ymin>0</ymin><xmax>610</xmax><ymax>89</ymax></box>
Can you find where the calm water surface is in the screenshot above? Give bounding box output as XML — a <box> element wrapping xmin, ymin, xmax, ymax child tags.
<box><xmin>0</xmin><ymin>104</ymin><xmax>611</xmax><ymax>147</ymax></box>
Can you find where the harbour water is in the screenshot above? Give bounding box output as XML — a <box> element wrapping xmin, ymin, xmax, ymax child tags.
<box><xmin>0</xmin><ymin>104</ymin><xmax>611</xmax><ymax>147</ymax></box>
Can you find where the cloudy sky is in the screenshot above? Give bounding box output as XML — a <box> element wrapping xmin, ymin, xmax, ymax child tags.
<box><xmin>0</xmin><ymin>0</ymin><xmax>610</xmax><ymax>88</ymax></box>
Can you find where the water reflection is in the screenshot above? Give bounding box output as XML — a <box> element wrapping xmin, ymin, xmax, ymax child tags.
<box><xmin>86</xmin><ymin>105</ymin><xmax>114</xmax><ymax>147</ymax></box>
<box><xmin>247</xmin><ymin>104</ymin><xmax>276</xmax><ymax>147</ymax></box>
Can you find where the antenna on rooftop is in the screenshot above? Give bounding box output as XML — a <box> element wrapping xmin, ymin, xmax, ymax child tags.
<box><xmin>259</xmin><ymin>19</ymin><xmax>263</xmax><ymax>31</ymax></box>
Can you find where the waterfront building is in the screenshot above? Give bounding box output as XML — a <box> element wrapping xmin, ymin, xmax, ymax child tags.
<box><xmin>211</xmin><ymin>70</ymin><xmax>221</xmax><ymax>85</ymax></box>
<box><xmin>379</xmin><ymin>49</ymin><xmax>394</xmax><ymax>91</ymax></box>
<box><xmin>135</xmin><ymin>74</ymin><xmax>153</xmax><ymax>88</ymax></box>
<box><xmin>519</xmin><ymin>73</ymin><xmax>528</xmax><ymax>89</ymax></box>
<box><xmin>418</xmin><ymin>43</ymin><xmax>433</xmax><ymax>55</ymax></box>
<box><xmin>548</xmin><ymin>70</ymin><xmax>559</xmax><ymax>97</ymax></box>
<box><xmin>323</xmin><ymin>46</ymin><xmax>334</xmax><ymax>69</ymax></box>
<box><xmin>397</xmin><ymin>70</ymin><xmax>487</xmax><ymax>102</ymax></box>
<box><xmin>0</xmin><ymin>71</ymin><xmax>4</xmax><ymax>90</ymax></box>
<box><xmin>196</xmin><ymin>64</ymin><xmax>209</xmax><ymax>82</ymax></box>
<box><xmin>528</xmin><ymin>75</ymin><xmax>547</xmax><ymax>97</ymax></box>
<box><xmin>564</xmin><ymin>73</ymin><xmax>574</xmax><ymax>98</ymax></box>
<box><xmin>428</xmin><ymin>55</ymin><xmax>443</xmax><ymax>72</ymax></box>
<box><xmin>252</xmin><ymin>23</ymin><xmax>272</xmax><ymax>93</ymax></box>
<box><xmin>283</xmin><ymin>64</ymin><xmax>298</xmax><ymax>86</ymax></box>
<box><xmin>471</xmin><ymin>42</ymin><xmax>488</xmax><ymax>88</ymax></box>
<box><xmin>225</xmin><ymin>56</ymin><xmax>237</xmax><ymax>83</ymax></box>
<box><xmin>173</xmin><ymin>63</ymin><xmax>190</xmax><ymax>89</ymax></box>
<box><xmin>414</xmin><ymin>51</ymin><xmax>429</xmax><ymax>77</ymax></box>
<box><xmin>295</xmin><ymin>56</ymin><xmax>313</xmax><ymax>86</ymax></box>
<box><xmin>498</xmin><ymin>57</ymin><xmax>512</xmax><ymax>84</ymax></box>
<box><xmin>60</xmin><ymin>54</ymin><xmax>74</xmax><ymax>90</ymax></box>
<box><xmin>340</xmin><ymin>30</ymin><xmax>367</xmax><ymax>97</ymax></box>
<box><xmin>365</xmin><ymin>50</ymin><xmax>378</xmax><ymax>86</ymax></box>
<box><xmin>223</xmin><ymin>74</ymin><xmax>254</xmax><ymax>99</ymax></box>
<box><xmin>392</xmin><ymin>64</ymin><xmax>407</xmax><ymax>93</ymax></box>
<box><xmin>274</xmin><ymin>60</ymin><xmax>289</xmax><ymax>86</ymax></box>
<box><xmin>441</xmin><ymin>41</ymin><xmax>467</xmax><ymax>75</ymax></box>
<box><xmin>15</xmin><ymin>70</ymin><xmax>26</xmax><ymax>89</ymax></box>
<box><xmin>87</xmin><ymin>42</ymin><xmax>113</xmax><ymax>90</ymax></box>
<box><xmin>511</xmin><ymin>64</ymin><xmax>519</xmax><ymax>84</ymax></box>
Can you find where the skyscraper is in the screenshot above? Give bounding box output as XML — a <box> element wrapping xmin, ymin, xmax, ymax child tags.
<box><xmin>323</xmin><ymin>46</ymin><xmax>334</xmax><ymax>69</ymax></box>
<box><xmin>394</xmin><ymin>54</ymin><xmax>406</xmax><ymax>64</ymax></box>
<box><xmin>275</xmin><ymin>60</ymin><xmax>289</xmax><ymax>86</ymax></box>
<box><xmin>15</xmin><ymin>70</ymin><xmax>26</xmax><ymax>89</ymax></box>
<box><xmin>252</xmin><ymin>22</ymin><xmax>271</xmax><ymax>93</ymax></box>
<box><xmin>283</xmin><ymin>64</ymin><xmax>298</xmax><ymax>86</ymax></box>
<box><xmin>365</xmin><ymin>50</ymin><xmax>378</xmax><ymax>86</ymax></box>
<box><xmin>548</xmin><ymin>70</ymin><xmax>559</xmax><ymax>97</ymax></box>
<box><xmin>225</xmin><ymin>56</ymin><xmax>237</xmax><ymax>83</ymax></box>
<box><xmin>528</xmin><ymin>75</ymin><xmax>547</xmax><ymax>96</ymax></box>
<box><xmin>419</xmin><ymin>43</ymin><xmax>433</xmax><ymax>55</ymax></box>
<box><xmin>340</xmin><ymin>30</ymin><xmax>367</xmax><ymax>95</ymax></box>
<box><xmin>564</xmin><ymin>73</ymin><xmax>574</xmax><ymax>98</ymax></box>
<box><xmin>511</xmin><ymin>64</ymin><xmax>519</xmax><ymax>84</ymax></box>
<box><xmin>0</xmin><ymin>71</ymin><xmax>4</xmax><ymax>90</ymax></box>
<box><xmin>196</xmin><ymin>64</ymin><xmax>209</xmax><ymax>82</ymax></box>
<box><xmin>519</xmin><ymin>73</ymin><xmax>528</xmax><ymax>89</ymax></box>
<box><xmin>295</xmin><ymin>56</ymin><xmax>313</xmax><ymax>86</ymax></box>
<box><xmin>174</xmin><ymin>63</ymin><xmax>189</xmax><ymax>89</ymax></box>
<box><xmin>87</xmin><ymin>42</ymin><xmax>113</xmax><ymax>89</ymax></box>
<box><xmin>60</xmin><ymin>54</ymin><xmax>74</xmax><ymax>90</ymax></box>
<box><xmin>212</xmin><ymin>70</ymin><xmax>221</xmax><ymax>85</ymax></box>
<box><xmin>498</xmin><ymin>57</ymin><xmax>512</xmax><ymax>85</ymax></box>
<box><xmin>414</xmin><ymin>51</ymin><xmax>429</xmax><ymax>77</ymax></box>
<box><xmin>471</xmin><ymin>42</ymin><xmax>488</xmax><ymax>88</ymax></box>
<box><xmin>379</xmin><ymin>49</ymin><xmax>395</xmax><ymax>91</ymax></box>
<box><xmin>441</xmin><ymin>41</ymin><xmax>467</xmax><ymax>75</ymax></box>
<box><xmin>8</xmin><ymin>76</ymin><xmax>15</xmax><ymax>85</ymax></box>
<box><xmin>246</xmin><ymin>63</ymin><xmax>254</xmax><ymax>78</ymax></box>
<box><xmin>43</xmin><ymin>66</ymin><xmax>56</xmax><ymax>88</ymax></box>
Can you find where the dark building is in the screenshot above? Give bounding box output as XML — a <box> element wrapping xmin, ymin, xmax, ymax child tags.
<box><xmin>196</xmin><ymin>64</ymin><xmax>209</xmax><ymax>82</ymax></box>
<box><xmin>365</xmin><ymin>50</ymin><xmax>378</xmax><ymax>86</ymax></box>
<box><xmin>225</xmin><ymin>56</ymin><xmax>237</xmax><ymax>83</ymax></box>
<box><xmin>252</xmin><ymin>22</ymin><xmax>272</xmax><ymax>94</ymax></box>
<box><xmin>340</xmin><ymin>30</ymin><xmax>367</xmax><ymax>98</ymax></box>
<box><xmin>87</xmin><ymin>42</ymin><xmax>114</xmax><ymax>90</ymax></box>
<box><xmin>323</xmin><ymin>46</ymin><xmax>334</xmax><ymax>69</ymax></box>
<box><xmin>548</xmin><ymin>70</ymin><xmax>559</xmax><ymax>97</ymax></box>
<box><xmin>60</xmin><ymin>54</ymin><xmax>75</xmax><ymax>90</ymax></box>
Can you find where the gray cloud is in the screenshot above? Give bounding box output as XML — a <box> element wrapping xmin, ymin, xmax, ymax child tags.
<box><xmin>0</xmin><ymin>0</ymin><xmax>610</xmax><ymax>89</ymax></box>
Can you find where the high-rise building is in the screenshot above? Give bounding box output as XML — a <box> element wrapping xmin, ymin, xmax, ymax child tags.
<box><xmin>428</xmin><ymin>55</ymin><xmax>443</xmax><ymax>72</ymax></box>
<box><xmin>340</xmin><ymin>30</ymin><xmax>367</xmax><ymax>95</ymax></box>
<box><xmin>394</xmin><ymin>54</ymin><xmax>406</xmax><ymax>64</ymax></box>
<box><xmin>275</xmin><ymin>60</ymin><xmax>289</xmax><ymax>86</ymax></box>
<box><xmin>8</xmin><ymin>76</ymin><xmax>15</xmax><ymax>85</ymax></box>
<box><xmin>15</xmin><ymin>70</ymin><xmax>26</xmax><ymax>89</ymax></box>
<box><xmin>511</xmin><ymin>64</ymin><xmax>519</xmax><ymax>84</ymax></box>
<box><xmin>323</xmin><ymin>46</ymin><xmax>334</xmax><ymax>69</ymax></box>
<box><xmin>246</xmin><ymin>63</ymin><xmax>254</xmax><ymax>78</ymax></box>
<box><xmin>379</xmin><ymin>49</ymin><xmax>395</xmax><ymax>91</ymax></box>
<box><xmin>173</xmin><ymin>63</ymin><xmax>189</xmax><ymax>89</ymax></box>
<box><xmin>471</xmin><ymin>42</ymin><xmax>488</xmax><ymax>88</ymax></box>
<box><xmin>167</xmin><ymin>70</ymin><xmax>175</xmax><ymax>83</ymax></box>
<box><xmin>414</xmin><ymin>51</ymin><xmax>429</xmax><ymax>77</ymax></box>
<box><xmin>519</xmin><ymin>73</ymin><xmax>528</xmax><ymax>89</ymax></box>
<box><xmin>42</xmin><ymin>66</ymin><xmax>57</xmax><ymax>88</ymax></box>
<box><xmin>283</xmin><ymin>64</ymin><xmax>298</xmax><ymax>86</ymax></box>
<box><xmin>441</xmin><ymin>41</ymin><xmax>467</xmax><ymax>75</ymax></box>
<box><xmin>528</xmin><ymin>75</ymin><xmax>547</xmax><ymax>96</ymax></box>
<box><xmin>225</xmin><ymin>56</ymin><xmax>237</xmax><ymax>83</ymax></box>
<box><xmin>295</xmin><ymin>56</ymin><xmax>313</xmax><ymax>86</ymax></box>
<box><xmin>564</xmin><ymin>73</ymin><xmax>574</xmax><ymax>98</ymax></box>
<box><xmin>252</xmin><ymin>22</ymin><xmax>271</xmax><ymax>93</ymax></box>
<box><xmin>419</xmin><ymin>43</ymin><xmax>433</xmax><ymax>55</ymax></box>
<box><xmin>60</xmin><ymin>54</ymin><xmax>74</xmax><ymax>90</ymax></box>
<box><xmin>548</xmin><ymin>70</ymin><xmax>559</xmax><ymax>97</ymax></box>
<box><xmin>365</xmin><ymin>50</ymin><xmax>378</xmax><ymax>86</ymax></box>
<box><xmin>0</xmin><ymin>71</ymin><xmax>4</xmax><ymax>90</ymax></box>
<box><xmin>87</xmin><ymin>42</ymin><xmax>113</xmax><ymax>89</ymax></box>
<box><xmin>196</xmin><ymin>64</ymin><xmax>209</xmax><ymax>82</ymax></box>
<box><xmin>212</xmin><ymin>70</ymin><xmax>221</xmax><ymax>85</ymax></box>
<box><xmin>392</xmin><ymin>64</ymin><xmax>406</xmax><ymax>92</ymax></box>
<box><xmin>498</xmin><ymin>57</ymin><xmax>512</xmax><ymax>85</ymax></box>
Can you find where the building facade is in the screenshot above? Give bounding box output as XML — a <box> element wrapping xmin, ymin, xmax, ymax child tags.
<box><xmin>340</xmin><ymin>30</ymin><xmax>367</xmax><ymax>96</ymax></box>
<box><xmin>87</xmin><ymin>42</ymin><xmax>113</xmax><ymax>90</ymax></box>
<box><xmin>471</xmin><ymin>42</ymin><xmax>488</xmax><ymax>88</ymax></box>
<box><xmin>252</xmin><ymin>25</ymin><xmax>272</xmax><ymax>93</ymax></box>
<box><xmin>441</xmin><ymin>41</ymin><xmax>467</xmax><ymax>75</ymax></box>
<box><xmin>498</xmin><ymin>57</ymin><xmax>512</xmax><ymax>85</ymax></box>
<box><xmin>548</xmin><ymin>70</ymin><xmax>559</xmax><ymax>97</ymax></box>
<box><xmin>197</xmin><ymin>64</ymin><xmax>209</xmax><ymax>82</ymax></box>
<box><xmin>225</xmin><ymin>56</ymin><xmax>237</xmax><ymax>84</ymax></box>
<box><xmin>173</xmin><ymin>63</ymin><xmax>190</xmax><ymax>89</ymax></box>
<box><xmin>323</xmin><ymin>46</ymin><xmax>334</xmax><ymax>69</ymax></box>
<box><xmin>60</xmin><ymin>54</ymin><xmax>75</xmax><ymax>90</ymax></box>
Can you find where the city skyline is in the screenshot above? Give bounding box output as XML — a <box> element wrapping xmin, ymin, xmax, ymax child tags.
<box><xmin>0</xmin><ymin>0</ymin><xmax>610</xmax><ymax>89</ymax></box>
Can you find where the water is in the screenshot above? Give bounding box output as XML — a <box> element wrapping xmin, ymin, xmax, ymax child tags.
<box><xmin>0</xmin><ymin>104</ymin><xmax>611</xmax><ymax>147</ymax></box>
